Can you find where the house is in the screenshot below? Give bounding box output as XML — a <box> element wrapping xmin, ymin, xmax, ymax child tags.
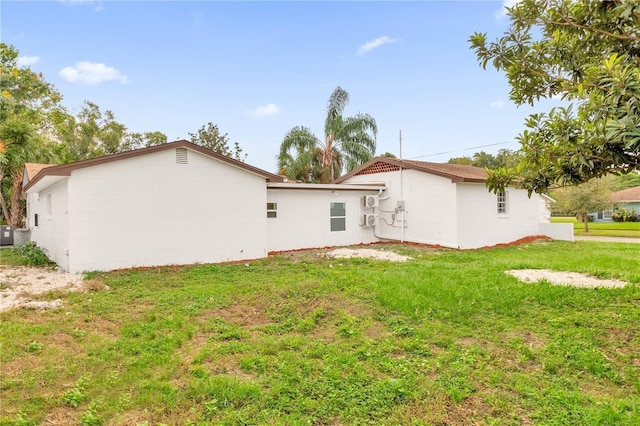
<box><xmin>590</xmin><ymin>185</ymin><xmax>640</xmax><ymax>222</ymax></box>
<box><xmin>334</xmin><ymin>157</ymin><xmax>572</xmax><ymax>249</ymax></box>
<box><xmin>24</xmin><ymin>142</ymin><xmax>572</xmax><ymax>273</ymax></box>
<box><xmin>23</xmin><ymin>141</ymin><xmax>380</xmax><ymax>273</ymax></box>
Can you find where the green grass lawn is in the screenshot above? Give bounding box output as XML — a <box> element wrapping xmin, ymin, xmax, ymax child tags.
<box><xmin>1</xmin><ymin>241</ymin><xmax>640</xmax><ymax>425</ymax></box>
<box><xmin>551</xmin><ymin>216</ymin><xmax>640</xmax><ymax>237</ymax></box>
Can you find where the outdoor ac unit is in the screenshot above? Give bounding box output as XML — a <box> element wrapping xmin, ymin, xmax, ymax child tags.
<box><xmin>362</xmin><ymin>214</ymin><xmax>378</xmax><ymax>227</ymax></box>
<box><xmin>362</xmin><ymin>195</ymin><xmax>379</xmax><ymax>208</ymax></box>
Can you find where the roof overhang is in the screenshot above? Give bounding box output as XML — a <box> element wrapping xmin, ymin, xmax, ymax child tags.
<box><xmin>23</xmin><ymin>140</ymin><xmax>285</xmax><ymax>193</ymax></box>
<box><xmin>24</xmin><ymin>175</ymin><xmax>67</xmax><ymax>194</ymax></box>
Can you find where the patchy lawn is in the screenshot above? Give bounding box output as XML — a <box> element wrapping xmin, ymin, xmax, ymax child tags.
<box><xmin>1</xmin><ymin>241</ymin><xmax>639</xmax><ymax>425</ymax></box>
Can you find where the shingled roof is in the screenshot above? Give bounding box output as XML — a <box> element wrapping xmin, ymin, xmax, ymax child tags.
<box><xmin>610</xmin><ymin>186</ymin><xmax>640</xmax><ymax>203</ymax></box>
<box><xmin>333</xmin><ymin>157</ymin><xmax>488</xmax><ymax>184</ymax></box>
<box><xmin>24</xmin><ymin>140</ymin><xmax>284</xmax><ymax>192</ymax></box>
<box><xmin>24</xmin><ymin>163</ymin><xmax>56</xmax><ymax>181</ymax></box>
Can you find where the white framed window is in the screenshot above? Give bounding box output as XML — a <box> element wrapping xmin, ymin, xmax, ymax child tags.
<box><xmin>267</xmin><ymin>202</ymin><xmax>277</xmax><ymax>218</ymax></box>
<box><xmin>330</xmin><ymin>202</ymin><xmax>346</xmax><ymax>232</ymax></box>
<box><xmin>602</xmin><ymin>209</ymin><xmax>613</xmax><ymax>219</ymax></box>
<box><xmin>497</xmin><ymin>191</ymin><xmax>508</xmax><ymax>215</ymax></box>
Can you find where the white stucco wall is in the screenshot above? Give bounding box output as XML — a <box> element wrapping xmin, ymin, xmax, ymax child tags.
<box><xmin>266</xmin><ymin>188</ymin><xmax>379</xmax><ymax>252</ymax></box>
<box><xmin>28</xmin><ymin>179</ymin><xmax>70</xmax><ymax>269</ymax></box>
<box><xmin>341</xmin><ymin>170</ymin><xmax>459</xmax><ymax>247</ymax></box>
<box><xmin>456</xmin><ymin>185</ymin><xmax>542</xmax><ymax>249</ymax></box>
<box><xmin>62</xmin><ymin>148</ymin><xmax>268</xmax><ymax>272</ymax></box>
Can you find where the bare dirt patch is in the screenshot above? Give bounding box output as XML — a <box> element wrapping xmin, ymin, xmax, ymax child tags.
<box><xmin>326</xmin><ymin>248</ymin><xmax>412</xmax><ymax>262</ymax></box>
<box><xmin>0</xmin><ymin>265</ymin><xmax>87</xmax><ymax>312</ymax></box>
<box><xmin>506</xmin><ymin>269</ymin><xmax>627</xmax><ymax>289</ymax></box>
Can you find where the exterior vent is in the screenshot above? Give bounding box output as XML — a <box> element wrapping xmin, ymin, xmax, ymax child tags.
<box><xmin>362</xmin><ymin>214</ymin><xmax>378</xmax><ymax>228</ymax></box>
<box><xmin>176</xmin><ymin>148</ymin><xmax>188</xmax><ymax>164</ymax></box>
<box><xmin>362</xmin><ymin>195</ymin><xmax>379</xmax><ymax>208</ymax></box>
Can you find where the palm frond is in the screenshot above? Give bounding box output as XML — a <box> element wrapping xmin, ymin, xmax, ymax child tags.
<box><xmin>325</xmin><ymin>87</ymin><xmax>349</xmax><ymax>137</ymax></box>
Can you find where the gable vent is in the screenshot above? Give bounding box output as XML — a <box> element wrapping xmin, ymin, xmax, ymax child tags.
<box><xmin>176</xmin><ymin>148</ymin><xmax>188</xmax><ymax>164</ymax></box>
<box><xmin>355</xmin><ymin>161</ymin><xmax>401</xmax><ymax>176</ymax></box>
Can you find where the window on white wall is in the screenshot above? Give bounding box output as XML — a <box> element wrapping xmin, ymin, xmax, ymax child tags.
<box><xmin>497</xmin><ymin>191</ymin><xmax>508</xmax><ymax>215</ymax></box>
<box><xmin>603</xmin><ymin>209</ymin><xmax>613</xmax><ymax>219</ymax></box>
<box><xmin>330</xmin><ymin>202</ymin><xmax>346</xmax><ymax>231</ymax></box>
<box><xmin>267</xmin><ymin>202</ymin><xmax>277</xmax><ymax>218</ymax></box>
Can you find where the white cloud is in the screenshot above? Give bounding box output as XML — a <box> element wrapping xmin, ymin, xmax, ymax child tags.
<box><xmin>17</xmin><ymin>56</ymin><xmax>40</xmax><ymax>67</ymax></box>
<box><xmin>58</xmin><ymin>61</ymin><xmax>128</xmax><ymax>85</ymax></box>
<box><xmin>252</xmin><ymin>103</ymin><xmax>280</xmax><ymax>117</ymax></box>
<box><xmin>496</xmin><ymin>0</ymin><xmax>521</xmax><ymax>19</ymax></box>
<box><xmin>59</xmin><ymin>0</ymin><xmax>103</xmax><ymax>12</ymax></box>
<box><xmin>357</xmin><ymin>36</ymin><xmax>397</xmax><ymax>56</ymax></box>
<box><xmin>490</xmin><ymin>100</ymin><xmax>505</xmax><ymax>109</ymax></box>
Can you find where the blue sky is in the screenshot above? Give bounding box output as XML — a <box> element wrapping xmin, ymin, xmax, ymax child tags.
<box><xmin>2</xmin><ymin>0</ymin><xmax>560</xmax><ymax>173</ymax></box>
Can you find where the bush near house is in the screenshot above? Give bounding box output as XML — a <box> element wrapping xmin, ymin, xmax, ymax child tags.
<box><xmin>612</xmin><ymin>208</ymin><xmax>639</xmax><ymax>222</ymax></box>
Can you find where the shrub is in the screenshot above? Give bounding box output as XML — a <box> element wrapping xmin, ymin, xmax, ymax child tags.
<box><xmin>612</xmin><ymin>208</ymin><xmax>639</xmax><ymax>222</ymax></box>
<box><xmin>14</xmin><ymin>242</ymin><xmax>55</xmax><ymax>266</ymax></box>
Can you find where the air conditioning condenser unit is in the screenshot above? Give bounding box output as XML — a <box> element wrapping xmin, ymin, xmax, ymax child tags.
<box><xmin>362</xmin><ymin>195</ymin><xmax>379</xmax><ymax>208</ymax></box>
<box><xmin>362</xmin><ymin>214</ymin><xmax>378</xmax><ymax>227</ymax></box>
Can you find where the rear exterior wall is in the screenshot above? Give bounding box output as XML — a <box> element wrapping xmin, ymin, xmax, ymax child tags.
<box><xmin>65</xmin><ymin>148</ymin><xmax>268</xmax><ymax>272</ymax></box>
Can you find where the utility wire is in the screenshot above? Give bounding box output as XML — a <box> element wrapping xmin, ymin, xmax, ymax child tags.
<box><xmin>408</xmin><ymin>140</ymin><xmax>518</xmax><ymax>160</ymax></box>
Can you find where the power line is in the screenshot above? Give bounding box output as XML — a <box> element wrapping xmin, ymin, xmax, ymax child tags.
<box><xmin>408</xmin><ymin>140</ymin><xmax>518</xmax><ymax>160</ymax></box>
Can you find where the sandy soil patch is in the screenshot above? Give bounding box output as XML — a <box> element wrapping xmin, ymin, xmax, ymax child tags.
<box><xmin>326</xmin><ymin>248</ymin><xmax>412</xmax><ymax>262</ymax></box>
<box><xmin>506</xmin><ymin>269</ymin><xmax>627</xmax><ymax>289</ymax></box>
<box><xmin>0</xmin><ymin>265</ymin><xmax>85</xmax><ymax>312</ymax></box>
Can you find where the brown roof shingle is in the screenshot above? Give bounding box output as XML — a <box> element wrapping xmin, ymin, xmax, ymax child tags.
<box><xmin>333</xmin><ymin>157</ymin><xmax>487</xmax><ymax>183</ymax></box>
<box><xmin>24</xmin><ymin>163</ymin><xmax>56</xmax><ymax>181</ymax></box>
<box><xmin>610</xmin><ymin>186</ymin><xmax>640</xmax><ymax>203</ymax></box>
<box><xmin>24</xmin><ymin>140</ymin><xmax>284</xmax><ymax>192</ymax></box>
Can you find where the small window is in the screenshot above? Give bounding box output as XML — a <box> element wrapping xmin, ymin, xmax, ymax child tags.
<box><xmin>176</xmin><ymin>148</ymin><xmax>188</xmax><ymax>164</ymax></box>
<box><xmin>267</xmin><ymin>202</ymin><xmax>277</xmax><ymax>218</ymax></box>
<box><xmin>602</xmin><ymin>209</ymin><xmax>613</xmax><ymax>219</ymax></box>
<box><xmin>497</xmin><ymin>191</ymin><xmax>508</xmax><ymax>215</ymax></box>
<box><xmin>46</xmin><ymin>194</ymin><xmax>52</xmax><ymax>216</ymax></box>
<box><xmin>330</xmin><ymin>202</ymin><xmax>346</xmax><ymax>232</ymax></box>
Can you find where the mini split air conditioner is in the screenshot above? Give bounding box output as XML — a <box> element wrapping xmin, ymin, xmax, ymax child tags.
<box><xmin>362</xmin><ymin>214</ymin><xmax>378</xmax><ymax>227</ymax></box>
<box><xmin>362</xmin><ymin>195</ymin><xmax>379</xmax><ymax>208</ymax></box>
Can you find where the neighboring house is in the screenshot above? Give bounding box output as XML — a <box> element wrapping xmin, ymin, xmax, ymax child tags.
<box><xmin>590</xmin><ymin>186</ymin><xmax>640</xmax><ymax>222</ymax></box>
<box><xmin>24</xmin><ymin>141</ymin><xmax>572</xmax><ymax>273</ymax></box>
<box><xmin>611</xmin><ymin>185</ymin><xmax>640</xmax><ymax>213</ymax></box>
<box><xmin>334</xmin><ymin>157</ymin><xmax>572</xmax><ymax>249</ymax></box>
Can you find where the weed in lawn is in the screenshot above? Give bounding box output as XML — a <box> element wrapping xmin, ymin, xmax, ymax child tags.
<box><xmin>61</xmin><ymin>375</ymin><xmax>91</xmax><ymax>408</ymax></box>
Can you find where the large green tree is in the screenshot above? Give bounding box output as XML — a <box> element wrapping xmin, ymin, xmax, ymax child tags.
<box><xmin>550</xmin><ymin>178</ymin><xmax>613</xmax><ymax>232</ymax></box>
<box><xmin>278</xmin><ymin>87</ymin><xmax>377</xmax><ymax>183</ymax></box>
<box><xmin>0</xmin><ymin>43</ymin><xmax>61</xmax><ymax>227</ymax></box>
<box><xmin>56</xmin><ymin>101</ymin><xmax>128</xmax><ymax>162</ymax></box>
<box><xmin>470</xmin><ymin>0</ymin><xmax>640</xmax><ymax>195</ymax></box>
<box><xmin>189</xmin><ymin>122</ymin><xmax>245</xmax><ymax>162</ymax></box>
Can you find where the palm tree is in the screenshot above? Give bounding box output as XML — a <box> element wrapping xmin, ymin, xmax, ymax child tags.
<box><xmin>278</xmin><ymin>87</ymin><xmax>377</xmax><ymax>183</ymax></box>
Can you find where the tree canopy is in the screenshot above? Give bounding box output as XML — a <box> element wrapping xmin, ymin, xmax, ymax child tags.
<box><xmin>0</xmin><ymin>43</ymin><xmax>62</xmax><ymax>226</ymax></box>
<box><xmin>189</xmin><ymin>122</ymin><xmax>246</xmax><ymax>162</ymax></box>
<box><xmin>278</xmin><ymin>87</ymin><xmax>377</xmax><ymax>183</ymax></box>
<box><xmin>448</xmin><ymin>149</ymin><xmax>522</xmax><ymax>169</ymax></box>
<box><xmin>550</xmin><ymin>178</ymin><xmax>613</xmax><ymax>232</ymax></box>
<box><xmin>470</xmin><ymin>0</ymin><xmax>640</xmax><ymax>195</ymax></box>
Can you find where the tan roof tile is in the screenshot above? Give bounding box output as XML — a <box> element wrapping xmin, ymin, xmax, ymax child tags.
<box><xmin>333</xmin><ymin>157</ymin><xmax>487</xmax><ymax>183</ymax></box>
<box><xmin>610</xmin><ymin>186</ymin><xmax>640</xmax><ymax>203</ymax></box>
<box><xmin>24</xmin><ymin>163</ymin><xmax>56</xmax><ymax>180</ymax></box>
